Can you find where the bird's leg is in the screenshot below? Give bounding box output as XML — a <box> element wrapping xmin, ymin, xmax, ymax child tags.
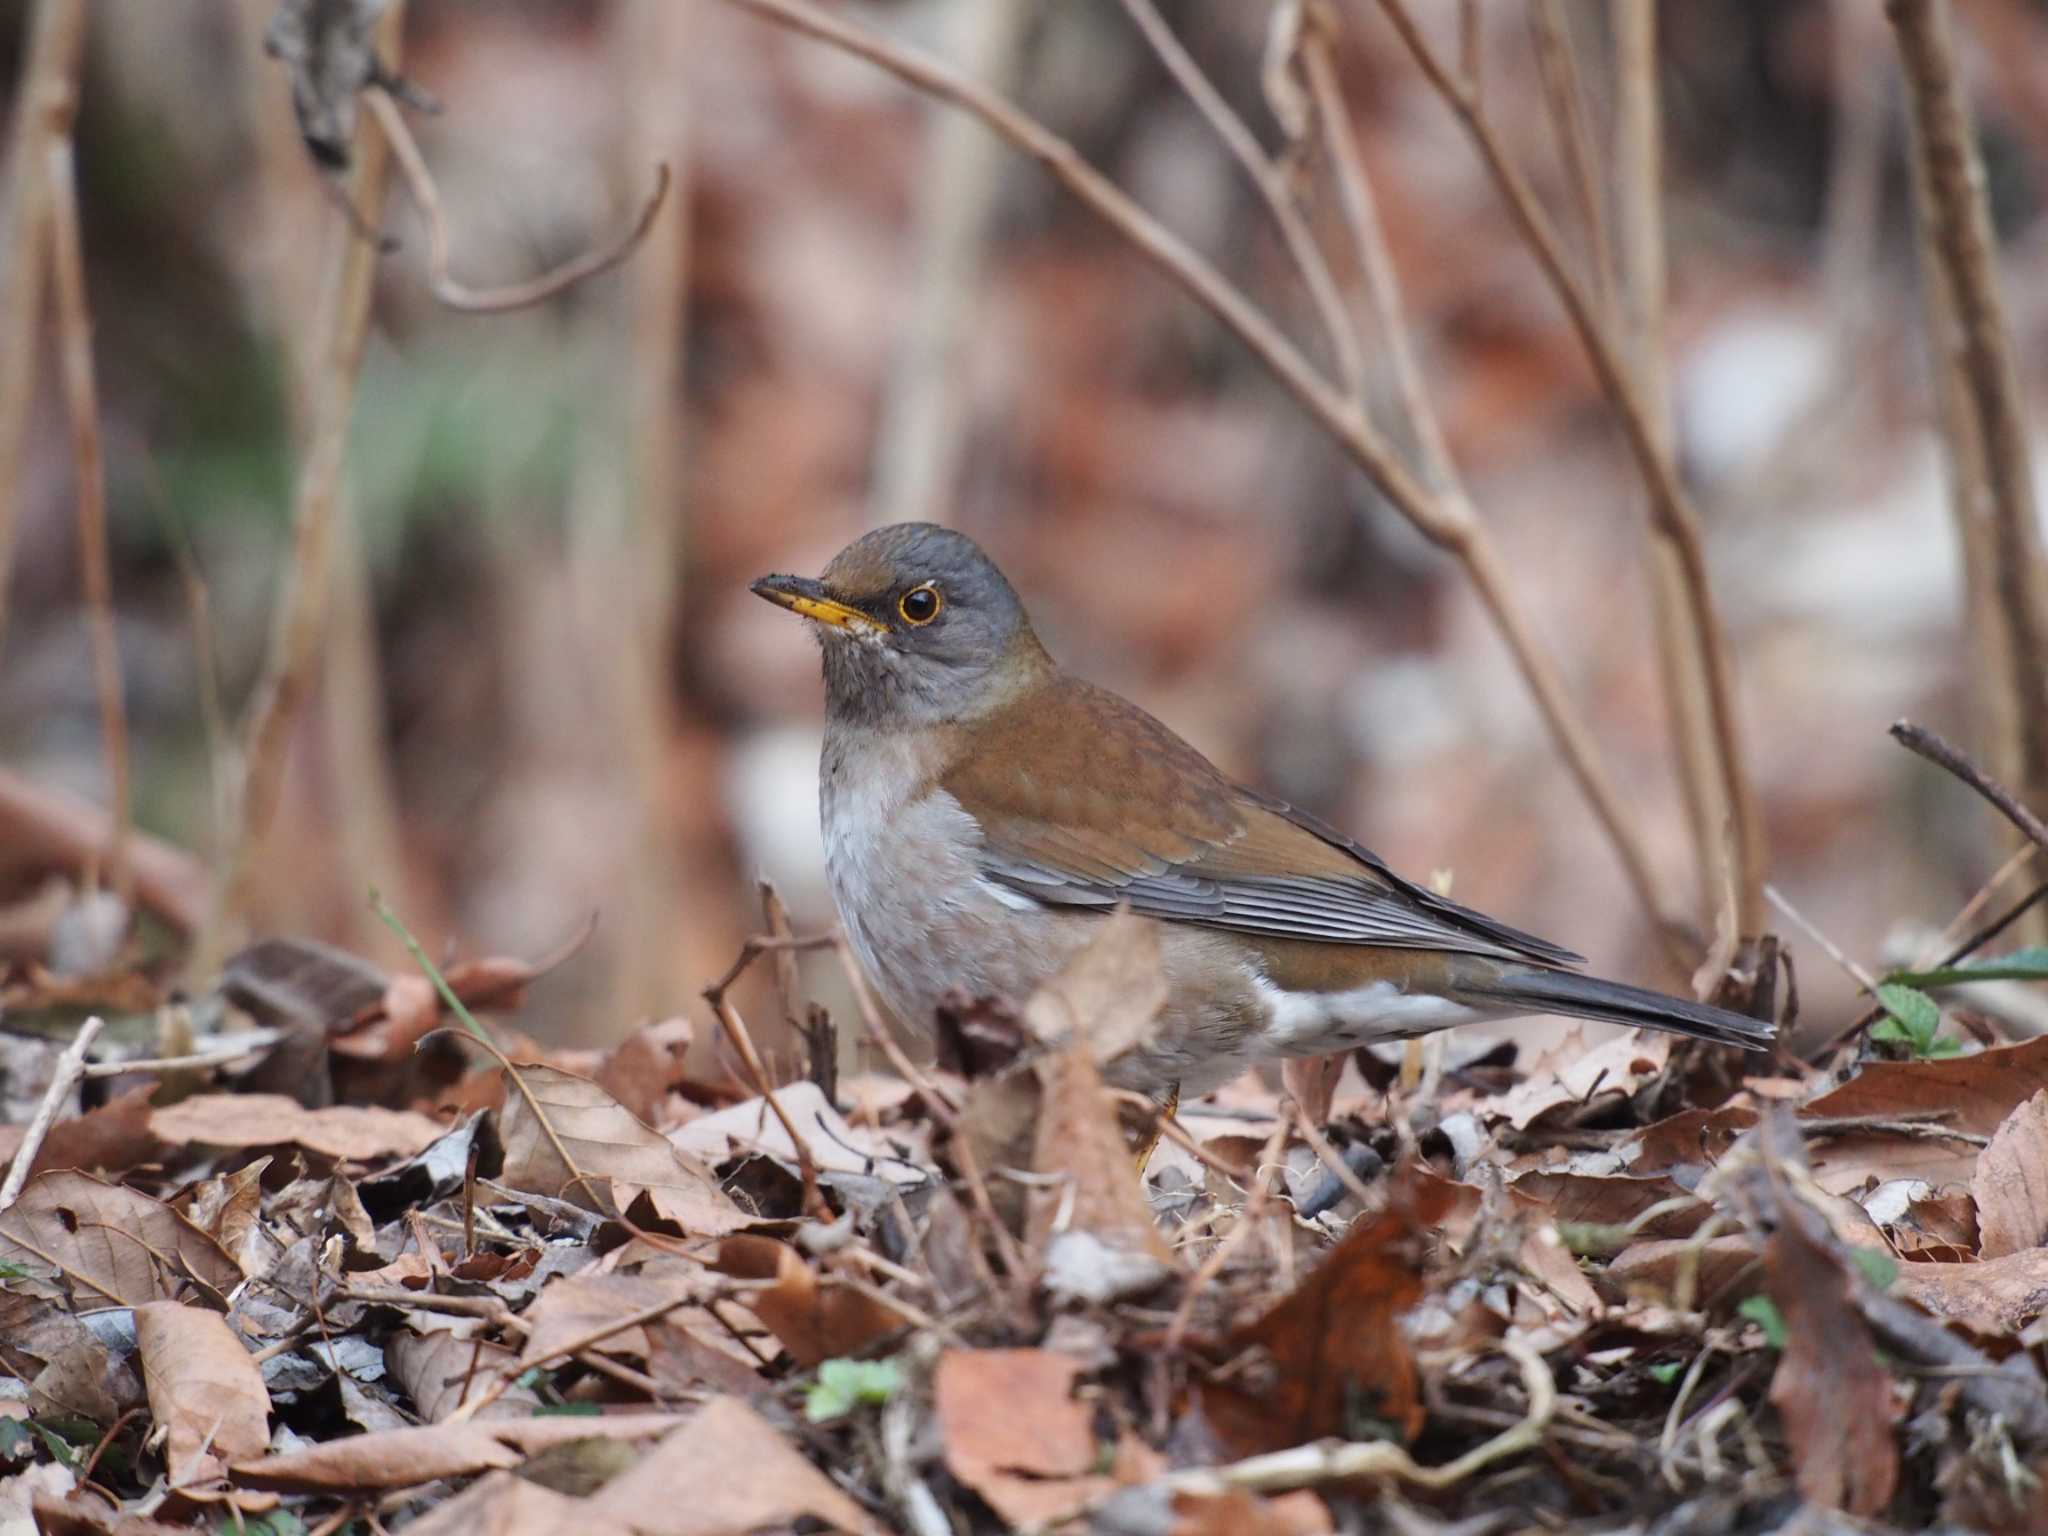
<box><xmin>1131</xmin><ymin>1080</ymin><xmax>1180</xmax><ymax>1174</ymax></box>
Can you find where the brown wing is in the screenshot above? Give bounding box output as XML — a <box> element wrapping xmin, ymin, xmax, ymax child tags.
<box><xmin>940</xmin><ymin>674</ymin><xmax>1582</xmax><ymax>967</ymax></box>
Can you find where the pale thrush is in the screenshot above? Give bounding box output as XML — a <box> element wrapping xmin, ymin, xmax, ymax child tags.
<box><xmin>753</xmin><ymin>523</ymin><xmax>1772</xmax><ymax>1099</ymax></box>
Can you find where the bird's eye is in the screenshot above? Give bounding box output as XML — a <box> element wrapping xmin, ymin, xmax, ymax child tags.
<box><xmin>898</xmin><ymin>584</ymin><xmax>942</xmax><ymax>626</ymax></box>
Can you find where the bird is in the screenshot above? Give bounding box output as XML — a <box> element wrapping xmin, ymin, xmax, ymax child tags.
<box><xmin>752</xmin><ymin>522</ymin><xmax>1773</xmax><ymax>1103</ymax></box>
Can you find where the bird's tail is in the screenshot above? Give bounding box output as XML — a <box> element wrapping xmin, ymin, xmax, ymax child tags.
<box><xmin>1458</xmin><ymin>966</ymin><xmax>1775</xmax><ymax>1051</ymax></box>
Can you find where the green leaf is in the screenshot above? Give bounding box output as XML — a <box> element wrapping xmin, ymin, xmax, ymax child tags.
<box><xmin>1887</xmin><ymin>945</ymin><xmax>2048</xmax><ymax>989</ymax></box>
<box><xmin>1875</xmin><ymin>983</ymin><xmax>1939</xmax><ymax>1040</ymax></box>
<box><xmin>1848</xmin><ymin>1248</ymin><xmax>1898</xmax><ymax>1290</ymax></box>
<box><xmin>533</xmin><ymin>1402</ymin><xmax>603</xmax><ymax>1418</ymax></box>
<box><xmin>805</xmin><ymin>1357</ymin><xmax>904</xmax><ymax>1422</ymax></box>
<box><xmin>1738</xmin><ymin>1295</ymin><xmax>1788</xmax><ymax>1349</ymax></box>
<box><xmin>1648</xmin><ymin>1361</ymin><xmax>1683</xmax><ymax>1385</ymax></box>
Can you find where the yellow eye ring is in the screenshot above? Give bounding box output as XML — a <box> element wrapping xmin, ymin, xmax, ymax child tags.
<box><xmin>898</xmin><ymin>584</ymin><xmax>942</xmax><ymax>626</ymax></box>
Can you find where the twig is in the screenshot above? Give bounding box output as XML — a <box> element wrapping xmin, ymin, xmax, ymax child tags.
<box><xmin>1893</xmin><ymin>719</ymin><xmax>2048</xmax><ymax>854</ymax></box>
<box><xmin>79</xmin><ymin>1029</ymin><xmax>284</xmax><ymax>1079</ymax></box>
<box><xmin>1293</xmin><ymin>1112</ymin><xmax>1378</xmax><ymax>1211</ymax></box>
<box><xmin>364</xmin><ymin>87</ymin><xmax>670</xmax><ymax>315</ymax></box>
<box><xmin>1119</xmin><ymin>0</ymin><xmax>1364</xmax><ymax>398</ymax></box>
<box><xmin>1888</xmin><ymin>0</ymin><xmax>2048</xmax><ymax>835</ymax></box>
<box><xmin>1375</xmin><ymin>0</ymin><xmax>1766</xmax><ymax>947</ymax></box>
<box><xmin>0</xmin><ymin>0</ymin><xmax>88</xmax><ymax>656</ymax></box>
<box><xmin>206</xmin><ymin>1</ymin><xmax>405</xmax><ymax>969</ymax></box>
<box><xmin>45</xmin><ymin>132</ymin><xmax>131</xmax><ymax>909</ymax></box>
<box><xmin>1139</xmin><ymin>1335</ymin><xmax>1554</xmax><ymax>1497</ymax></box>
<box><xmin>441</xmin><ymin>1290</ymin><xmax>710</xmax><ymax>1424</ymax></box>
<box><xmin>708</xmin><ymin>0</ymin><xmax>1688</xmax><ymax>953</ymax></box>
<box><xmin>701</xmin><ymin>957</ymin><xmax>829</xmax><ymax>1221</ymax></box>
<box><xmin>1764</xmin><ymin>883</ymin><xmax>1881</xmax><ymax>994</ymax></box>
<box><xmin>1529</xmin><ymin>0</ymin><xmax>1612</xmax><ymax>323</ymax></box>
<box><xmin>0</xmin><ymin>1015</ymin><xmax>104</xmax><ymax>1209</ymax></box>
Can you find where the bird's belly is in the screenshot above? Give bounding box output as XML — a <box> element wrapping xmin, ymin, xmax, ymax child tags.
<box><xmin>822</xmin><ymin>752</ymin><xmax>1068</xmax><ymax>1031</ymax></box>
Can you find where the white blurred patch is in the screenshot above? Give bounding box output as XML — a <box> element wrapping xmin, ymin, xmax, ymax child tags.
<box><xmin>726</xmin><ymin>725</ymin><xmax>832</xmax><ymax>923</ymax></box>
<box><xmin>1677</xmin><ymin>305</ymin><xmax>1834</xmax><ymax>485</ymax></box>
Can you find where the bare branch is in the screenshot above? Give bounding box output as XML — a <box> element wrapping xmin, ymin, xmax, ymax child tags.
<box><xmin>45</xmin><ymin>135</ymin><xmax>132</xmax><ymax>909</ymax></box>
<box><xmin>1374</xmin><ymin>0</ymin><xmax>1765</xmax><ymax>948</ymax></box>
<box><xmin>1888</xmin><ymin>0</ymin><xmax>2048</xmax><ymax>847</ymax></box>
<box><xmin>366</xmin><ymin>87</ymin><xmax>671</xmax><ymax>315</ymax></box>
<box><xmin>709</xmin><ymin>0</ymin><xmax>1691</xmax><ymax>950</ymax></box>
<box><xmin>1892</xmin><ymin>719</ymin><xmax>2048</xmax><ymax>856</ymax></box>
<box><xmin>1119</xmin><ymin>0</ymin><xmax>1365</xmax><ymax>399</ymax></box>
<box><xmin>0</xmin><ymin>0</ymin><xmax>88</xmax><ymax>656</ymax></box>
<box><xmin>0</xmin><ymin>1016</ymin><xmax>104</xmax><ymax>1210</ymax></box>
<box><xmin>1530</xmin><ymin>0</ymin><xmax>1613</xmax><ymax>324</ymax></box>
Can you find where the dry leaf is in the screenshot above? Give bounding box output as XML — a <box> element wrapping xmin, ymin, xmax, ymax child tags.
<box><xmin>498</xmin><ymin>1063</ymin><xmax>748</xmax><ymax>1233</ymax></box>
<box><xmin>30</xmin><ymin>1488</ymin><xmax>200</xmax><ymax>1535</ymax></box>
<box><xmin>587</xmin><ymin>1396</ymin><xmax>877</xmax><ymax>1535</ymax></box>
<box><xmin>1021</xmin><ymin>908</ymin><xmax>1168</xmax><ymax>1066</ymax></box>
<box><xmin>0</xmin><ymin>1170</ymin><xmax>241</xmax><ymax>1308</ymax></box>
<box><xmin>1029</xmin><ymin>1035</ymin><xmax>1174</xmax><ymax>1292</ymax></box>
<box><xmin>150</xmin><ymin>1094</ymin><xmax>444</xmax><ymax>1161</ymax></box>
<box><xmin>402</xmin><ymin>1470</ymin><xmax>637</xmax><ymax>1536</ymax></box>
<box><xmin>1608</xmin><ymin>1235</ymin><xmax>1761</xmax><ymax>1307</ymax></box>
<box><xmin>230</xmin><ymin>1412</ymin><xmax>685</xmax><ymax>1492</ymax></box>
<box><xmin>1801</xmin><ymin>1036</ymin><xmax>2048</xmax><ymax>1193</ymax></box>
<box><xmin>1894</xmin><ymin>1249</ymin><xmax>2048</xmax><ymax>1338</ymax></box>
<box><xmin>1281</xmin><ymin>1054</ymin><xmax>1345</xmax><ymax>1130</ymax></box>
<box><xmin>387</xmin><ymin>1326</ymin><xmax>540</xmax><ymax>1422</ymax></box>
<box><xmin>1762</xmin><ymin>1203</ymin><xmax>1900</xmax><ymax>1515</ymax></box>
<box><xmin>1204</xmin><ymin>1166</ymin><xmax>1451</xmax><ymax>1452</ymax></box>
<box><xmin>711</xmin><ymin>1234</ymin><xmax>910</xmax><ymax>1367</ymax></box>
<box><xmin>0</xmin><ymin>1083</ymin><xmax>163</xmax><ymax>1182</ymax></box>
<box><xmin>518</xmin><ymin>1271</ymin><xmax>705</xmax><ymax>1367</ymax></box>
<box><xmin>668</xmin><ymin>1079</ymin><xmax>923</xmax><ymax>1187</ymax></box>
<box><xmin>1490</xmin><ymin>1029</ymin><xmax>1671</xmax><ymax>1131</ymax></box>
<box><xmin>1974</xmin><ymin>1089</ymin><xmax>2048</xmax><ymax>1259</ymax></box>
<box><xmin>1627</xmin><ymin>1105</ymin><xmax>1758</xmax><ymax>1174</ymax></box>
<box><xmin>133</xmin><ymin>1301</ymin><xmax>273</xmax><ymax>1488</ymax></box>
<box><xmin>934</xmin><ymin>1349</ymin><xmax>1160</xmax><ymax>1528</ymax></box>
<box><xmin>1170</xmin><ymin>1488</ymin><xmax>1334</xmax><ymax>1534</ymax></box>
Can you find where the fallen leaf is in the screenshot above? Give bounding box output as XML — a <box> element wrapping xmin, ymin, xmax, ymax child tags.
<box><xmin>1974</xmin><ymin>1089</ymin><xmax>2048</xmax><ymax>1259</ymax></box>
<box><xmin>711</xmin><ymin>1234</ymin><xmax>910</xmax><ymax>1367</ymax></box>
<box><xmin>1800</xmin><ymin>1036</ymin><xmax>2048</xmax><ymax>1193</ymax></box>
<box><xmin>1627</xmin><ymin>1105</ymin><xmax>1757</xmax><ymax>1174</ymax></box>
<box><xmin>0</xmin><ymin>1084</ymin><xmax>162</xmax><ymax>1182</ymax></box>
<box><xmin>1029</xmin><ymin>1035</ymin><xmax>1174</xmax><ymax>1292</ymax></box>
<box><xmin>387</xmin><ymin>1326</ymin><xmax>541</xmax><ymax>1422</ymax></box>
<box><xmin>2</xmin><ymin>1465</ymin><xmax>76</xmax><ymax>1533</ymax></box>
<box><xmin>1169</xmin><ymin>1488</ymin><xmax>1334</xmax><ymax>1534</ymax></box>
<box><xmin>1762</xmin><ymin>1196</ymin><xmax>1900</xmax><ymax>1515</ymax></box>
<box><xmin>150</xmin><ymin>1094</ymin><xmax>444</xmax><ymax>1161</ymax></box>
<box><xmin>1893</xmin><ymin>1249</ymin><xmax>2048</xmax><ymax>1338</ymax></box>
<box><xmin>499</xmin><ymin>1063</ymin><xmax>749</xmax><ymax>1233</ymax></box>
<box><xmin>518</xmin><ymin>1271</ymin><xmax>705</xmax><ymax>1368</ymax></box>
<box><xmin>1489</xmin><ymin>1029</ymin><xmax>1671</xmax><ymax>1131</ymax></box>
<box><xmin>30</xmin><ymin>1488</ymin><xmax>199</xmax><ymax>1535</ymax></box>
<box><xmin>1606</xmin><ymin>1234</ymin><xmax>1762</xmax><ymax>1308</ymax></box>
<box><xmin>1281</xmin><ymin>1054</ymin><xmax>1345</xmax><ymax>1130</ymax></box>
<box><xmin>1204</xmin><ymin>1166</ymin><xmax>1452</xmax><ymax>1451</ymax></box>
<box><xmin>1511</xmin><ymin>1170</ymin><xmax>1708</xmax><ymax>1240</ymax></box>
<box><xmin>402</xmin><ymin>1470</ymin><xmax>638</xmax><ymax>1536</ymax></box>
<box><xmin>1021</xmin><ymin>908</ymin><xmax>1168</xmax><ymax>1066</ymax></box>
<box><xmin>230</xmin><ymin>1412</ymin><xmax>685</xmax><ymax>1492</ymax></box>
<box><xmin>0</xmin><ymin>1170</ymin><xmax>241</xmax><ymax>1308</ymax></box>
<box><xmin>133</xmin><ymin>1302</ymin><xmax>273</xmax><ymax>1488</ymax></box>
<box><xmin>668</xmin><ymin>1079</ymin><xmax>924</xmax><ymax>1187</ymax></box>
<box><xmin>587</xmin><ymin>1396</ymin><xmax>877</xmax><ymax>1535</ymax></box>
<box><xmin>935</xmin><ymin>1349</ymin><xmax>1159</xmax><ymax>1527</ymax></box>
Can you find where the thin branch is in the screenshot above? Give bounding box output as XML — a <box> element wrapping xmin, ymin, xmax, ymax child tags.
<box><xmin>365</xmin><ymin>87</ymin><xmax>671</xmax><ymax>315</ymax></box>
<box><xmin>1529</xmin><ymin>0</ymin><xmax>1613</xmax><ymax>324</ymax></box>
<box><xmin>0</xmin><ymin>765</ymin><xmax>210</xmax><ymax>934</ymax></box>
<box><xmin>0</xmin><ymin>1015</ymin><xmax>104</xmax><ymax>1209</ymax></box>
<box><xmin>1118</xmin><ymin>0</ymin><xmax>1365</xmax><ymax>399</ymax></box>
<box><xmin>1374</xmin><ymin>0</ymin><xmax>1766</xmax><ymax>945</ymax></box>
<box><xmin>1892</xmin><ymin>719</ymin><xmax>2048</xmax><ymax>854</ymax></box>
<box><xmin>206</xmin><ymin>2</ymin><xmax>405</xmax><ymax>968</ymax></box>
<box><xmin>45</xmin><ymin>135</ymin><xmax>132</xmax><ymax>911</ymax></box>
<box><xmin>709</xmin><ymin>0</ymin><xmax>1689</xmax><ymax>955</ymax></box>
<box><xmin>0</xmin><ymin>0</ymin><xmax>87</xmax><ymax>657</ymax></box>
<box><xmin>1888</xmin><ymin>0</ymin><xmax>2048</xmax><ymax>839</ymax></box>
<box><xmin>702</xmin><ymin>960</ymin><xmax>830</xmax><ymax>1221</ymax></box>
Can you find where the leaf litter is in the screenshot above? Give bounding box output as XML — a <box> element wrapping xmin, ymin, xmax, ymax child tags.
<box><xmin>4</xmin><ymin>918</ymin><xmax>2048</xmax><ymax>1533</ymax></box>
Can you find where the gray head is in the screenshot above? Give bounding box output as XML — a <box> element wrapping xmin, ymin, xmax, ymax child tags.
<box><xmin>752</xmin><ymin>523</ymin><xmax>1048</xmax><ymax>728</ymax></box>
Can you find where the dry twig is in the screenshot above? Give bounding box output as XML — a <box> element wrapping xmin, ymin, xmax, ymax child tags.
<box><xmin>44</xmin><ymin>133</ymin><xmax>132</xmax><ymax>909</ymax></box>
<box><xmin>0</xmin><ymin>1015</ymin><xmax>105</xmax><ymax>1210</ymax></box>
<box><xmin>1892</xmin><ymin>719</ymin><xmax>2048</xmax><ymax>854</ymax></box>
<box><xmin>0</xmin><ymin>0</ymin><xmax>88</xmax><ymax>655</ymax></box>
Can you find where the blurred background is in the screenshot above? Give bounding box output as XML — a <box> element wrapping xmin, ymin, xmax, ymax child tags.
<box><xmin>4</xmin><ymin>0</ymin><xmax>2047</xmax><ymax>1057</ymax></box>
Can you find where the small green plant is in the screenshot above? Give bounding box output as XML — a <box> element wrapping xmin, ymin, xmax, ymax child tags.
<box><xmin>1647</xmin><ymin>1360</ymin><xmax>1684</xmax><ymax>1386</ymax></box>
<box><xmin>1847</xmin><ymin>1247</ymin><xmax>1899</xmax><ymax>1290</ymax></box>
<box><xmin>804</xmin><ymin>1357</ymin><xmax>904</xmax><ymax>1423</ymax></box>
<box><xmin>1868</xmin><ymin>982</ymin><xmax>1959</xmax><ymax>1058</ymax></box>
<box><xmin>1738</xmin><ymin>1294</ymin><xmax>1788</xmax><ymax>1349</ymax></box>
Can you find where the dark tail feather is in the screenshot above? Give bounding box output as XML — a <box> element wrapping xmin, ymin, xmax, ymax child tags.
<box><xmin>1462</xmin><ymin>967</ymin><xmax>1775</xmax><ymax>1051</ymax></box>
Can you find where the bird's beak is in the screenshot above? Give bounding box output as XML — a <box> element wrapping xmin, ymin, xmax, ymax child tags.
<box><xmin>750</xmin><ymin>573</ymin><xmax>883</xmax><ymax>633</ymax></box>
